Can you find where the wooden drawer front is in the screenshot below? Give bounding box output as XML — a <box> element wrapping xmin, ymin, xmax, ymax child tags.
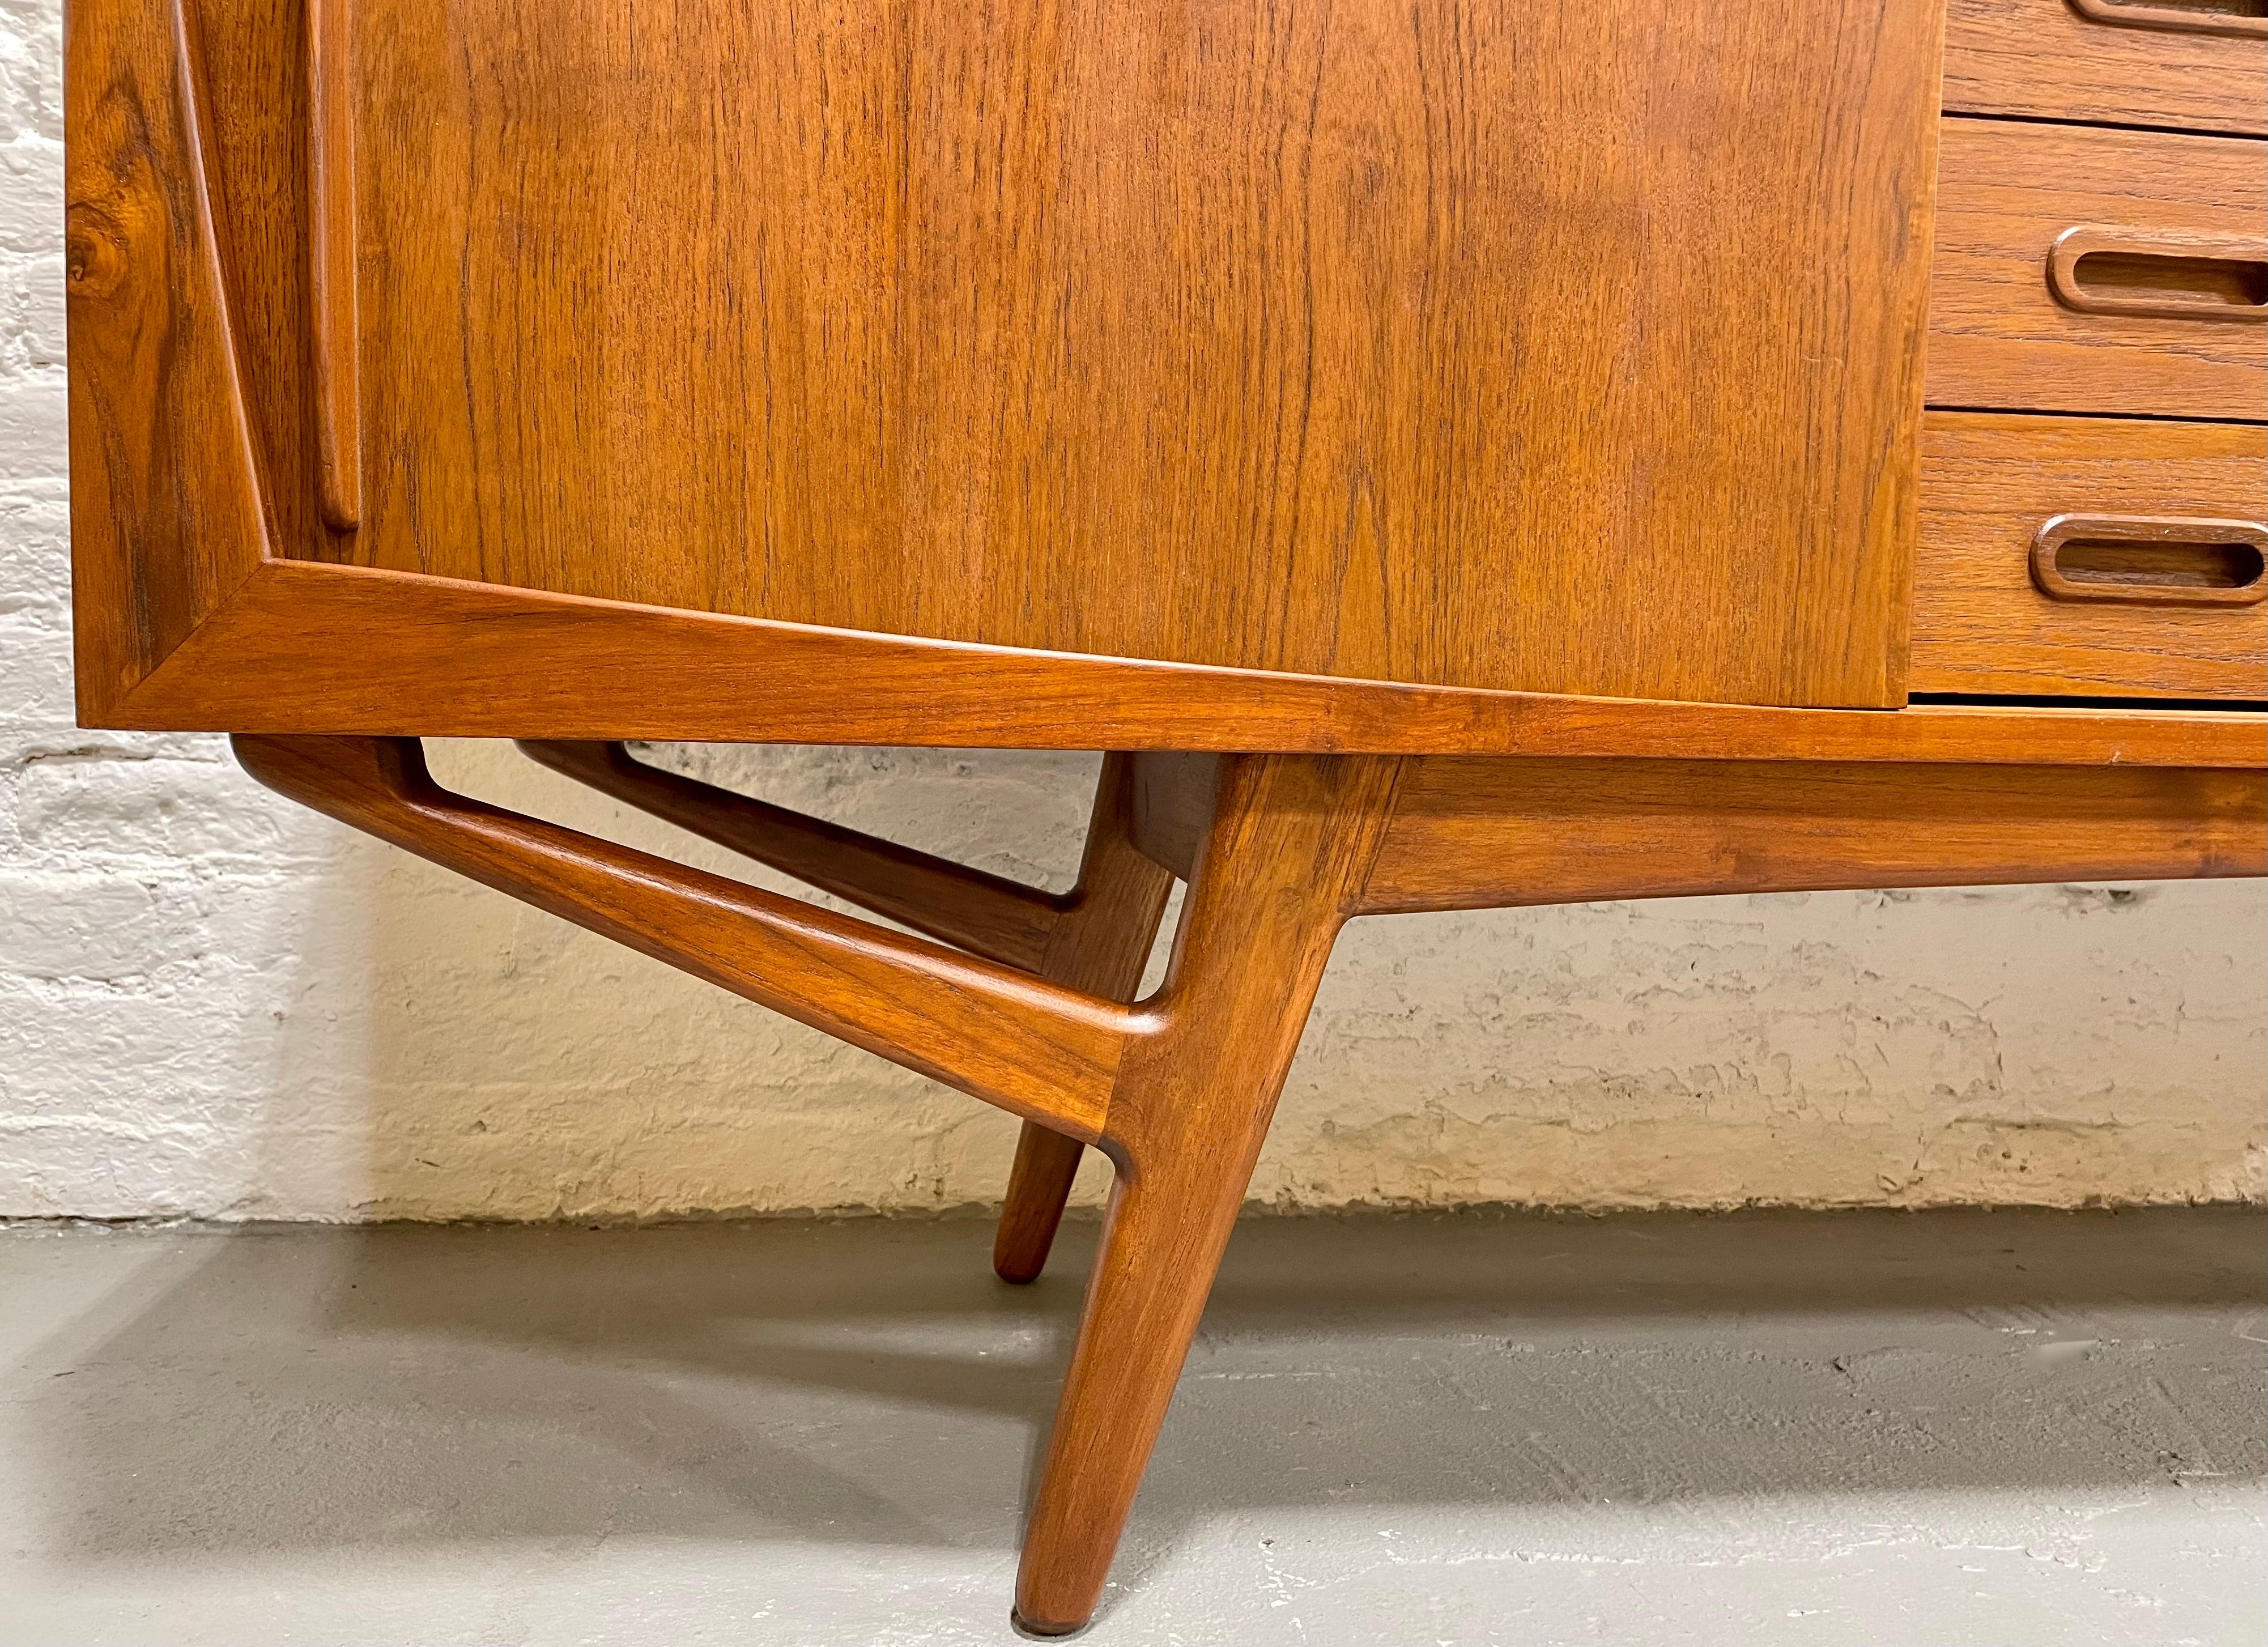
<box><xmin>1944</xmin><ymin>0</ymin><xmax>2267</xmax><ymax>137</ymax></box>
<box><xmin>1912</xmin><ymin>411</ymin><xmax>2267</xmax><ymax>700</ymax></box>
<box><xmin>1927</xmin><ymin>120</ymin><xmax>2267</xmax><ymax>419</ymax></box>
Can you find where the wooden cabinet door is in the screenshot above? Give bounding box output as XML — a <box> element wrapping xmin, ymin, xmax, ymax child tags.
<box><xmin>320</xmin><ymin>0</ymin><xmax>1939</xmax><ymax>707</ymax></box>
<box><xmin>74</xmin><ymin>0</ymin><xmax>1943</xmax><ymax>725</ymax></box>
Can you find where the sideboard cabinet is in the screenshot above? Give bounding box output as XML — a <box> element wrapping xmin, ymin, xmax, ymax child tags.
<box><xmin>67</xmin><ymin>0</ymin><xmax>2264</xmax><ymax>1630</ymax></box>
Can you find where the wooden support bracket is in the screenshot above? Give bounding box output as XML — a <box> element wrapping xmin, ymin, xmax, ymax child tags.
<box><xmin>515</xmin><ymin>738</ymin><xmax>1186</xmax><ymax>1283</ymax></box>
<box><xmin>232</xmin><ymin>735</ymin><xmax>1138</xmax><ymax>1144</ymax></box>
<box><xmin>516</xmin><ymin>739</ymin><xmax>1073</xmax><ymax>970</ymax></box>
<box><xmin>232</xmin><ymin>734</ymin><xmax>1403</xmax><ymax>1635</ymax></box>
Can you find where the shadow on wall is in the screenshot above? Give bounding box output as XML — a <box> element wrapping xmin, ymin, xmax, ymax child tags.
<box><xmin>19</xmin><ymin>1207</ymin><xmax>2267</xmax><ymax>1569</ymax></box>
<box><xmin>246</xmin><ymin>740</ymin><xmax>2267</xmax><ymax>1222</ymax></box>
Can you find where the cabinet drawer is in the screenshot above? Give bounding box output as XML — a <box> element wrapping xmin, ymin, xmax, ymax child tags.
<box><xmin>1912</xmin><ymin>411</ymin><xmax>2267</xmax><ymax>700</ymax></box>
<box><xmin>1944</xmin><ymin>0</ymin><xmax>2267</xmax><ymax>137</ymax></box>
<box><xmin>1927</xmin><ymin>120</ymin><xmax>2267</xmax><ymax>419</ymax></box>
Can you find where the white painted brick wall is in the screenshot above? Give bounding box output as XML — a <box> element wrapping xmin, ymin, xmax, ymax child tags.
<box><xmin>4</xmin><ymin>0</ymin><xmax>2261</xmax><ymax>1220</ymax></box>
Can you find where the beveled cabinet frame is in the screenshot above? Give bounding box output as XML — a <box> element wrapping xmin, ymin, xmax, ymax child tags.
<box><xmin>66</xmin><ymin>0</ymin><xmax>2262</xmax><ymax>761</ymax></box>
<box><xmin>67</xmin><ymin>0</ymin><xmax>2267</xmax><ymax>1634</ymax></box>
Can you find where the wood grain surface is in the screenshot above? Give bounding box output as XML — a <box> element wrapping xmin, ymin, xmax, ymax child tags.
<box><xmin>189</xmin><ymin>0</ymin><xmax>330</xmax><ymax>565</ymax></box>
<box><xmin>1913</xmin><ymin>411</ymin><xmax>2268</xmax><ymax>697</ymax></box>
<box><xmin>1365</xmin><ymin>755</ymin><xmax>2267</xmax><ymax>914</ymax></box>
<box><xmin>1927</xmin><ymin>118</ymin><xmax>2267</xmax><ymax>420</ymax></box>
<box><xmin>65</xmin><ymin>0</ymin><xmax>272</xmax><ymax>712</ymax></box>
<box><xmin>105</xmin><ymin>559</ymin><xmax>2268</xmax><ymax>765</ymax></box>
<box><xmin>69</xmin><ymin>3</ymin><xmax>2267</xmax><ymax>755</ymax></box>
<box><xmin>1943</xmin><ymin>0</ymin><xmax>2268</xmax><ymax>135</ymax></box>
<box><xmin>319</xmin><ymin>0</ymin><xmax>1939</xmax><ymax>708</ymax></box>
<box><xmin>305</xmin><ymin>0</ymin><xmax>359</xmax><ymax>531</ymax></box>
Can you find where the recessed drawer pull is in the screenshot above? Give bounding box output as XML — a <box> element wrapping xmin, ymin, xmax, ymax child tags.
<box><xmin>2048</xmin><ymin>228</ymin><xmax>2268</xmax><ymax>324</ymax></box>
<box><xmin>2031</xmin><ymin>514</ymin><xmax>2268</xmax><ymax>606</ymax></box>
<box><xmin>2066</xmin><ymin>0</ymin><xmax>2268</xmax><ymax>40</ymax></box>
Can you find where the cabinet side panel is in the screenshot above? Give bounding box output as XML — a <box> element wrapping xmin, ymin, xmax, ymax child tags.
<box><xmin>336</xmin><ymin>0</ymin><xmax>1939</xmax><ymax>705</ymax></box>
<box><xmin>66</xmin><ymin>0</ymin><xmax>271</xmax><ymax>714</ymax></box>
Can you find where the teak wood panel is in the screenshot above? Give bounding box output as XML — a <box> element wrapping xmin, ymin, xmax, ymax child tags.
<box><xmin>1942</xmin><ymin>0</ymin><xmax>2268</xmax><ymax>137</ymax></box>
<box><xmin>1363</xmin><ymin>756</ymin><xmax>2268</xmax><ymax>914</ymax></box>
<box><xmin>307</xmin><ymin>0</ymin><xmax>359</xmax><ymax>531</ymax></box>
<box><xmin>120</xmin><ymin>561</ymin><xmax>2268</xmax><ymax>765</ymax></box>
<box><xmin>1926</xmin><ymin>119</ymin><xmax>2268</xmax><ymax>420</ymax></box>
<box><xmin>314</xmin><ymin>0</ymin><xmax>1941</xmax><ymax>708</ymax></box>
<box><xmin>1912</xmin><ymin>411</ymin><xmax>2268</xmax><ymax>699</ymax></box>
<box><xmin>66</xmin><ymin>0</ymin><xmax>273</xmax><ymax>699</ymax></box>
<box><xmin>64</xmin><ymin>0</ymin><xmax>2268</xmax><ymax>766</ymax></box>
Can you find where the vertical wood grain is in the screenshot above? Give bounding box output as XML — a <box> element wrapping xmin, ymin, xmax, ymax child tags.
<box><xmin>326</xmin><ymin>0</ymin><xmax>1938</xmax><ymax>707</ymax></box>
<box><xmin>307</xmin><ymin>0</ymin><xmax>359</xmax><ymax>530</ymax></box>
<box><xmin>181</xmin><ymin>0</ymin><xmax>322</xmax><ymax>561</ymax></box>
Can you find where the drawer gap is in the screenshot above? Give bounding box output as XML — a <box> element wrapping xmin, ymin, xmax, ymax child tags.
<box><xmin>1909</xmin><ymin>692</ymin><xmax>2268</xmax><ymax>712</ymax></box>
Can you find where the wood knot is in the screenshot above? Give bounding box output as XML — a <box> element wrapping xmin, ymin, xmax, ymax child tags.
<box><xmin>65</xmin><ymin>202</ymin><xmax>134</xmax><ymax>301</ymax></box>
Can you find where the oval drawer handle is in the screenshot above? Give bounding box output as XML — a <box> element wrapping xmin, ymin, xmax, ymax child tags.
<box><xmin>2032</xmin><ymin>515</ymin><xmax>2268</xmax><ymax>607</ymax></box>
<box><xmin>2047</xmin><ymin>228</ymin><xmax>2267</xmax><ymax>323</ymax></box>
<box><xmin>2066</xmin><ymin>0</ymin><xmax>2268</xmax><ymax>39</ymax></box>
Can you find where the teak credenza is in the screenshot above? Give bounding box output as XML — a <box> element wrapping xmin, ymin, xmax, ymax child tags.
<box><xmin>66</xmin><ymin>0</ymin><xmax>2267</xmax><ymax>1631</ymax></box>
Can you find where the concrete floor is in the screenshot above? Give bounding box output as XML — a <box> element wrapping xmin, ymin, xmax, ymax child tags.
<box><xmin>1</xmin><ymin>1209</ymin><xmax>2260</xmax><ymax>1646</ymax></box>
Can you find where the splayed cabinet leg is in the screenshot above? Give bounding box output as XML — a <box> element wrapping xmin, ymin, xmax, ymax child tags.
<box><xmin>990</xmin><ymin>755</ymin><xmax>1177</xmax><ymax>1284</ymax></box>
<box><xmin>993</xmin><ymin>1122</ymin><xmax>1091</xmax><ymax>1285</ymax></box>
<box><xmin>1014</xmin><ymin>753</ymin><xmax>1403</xmax><ymax>1633</ymax></box>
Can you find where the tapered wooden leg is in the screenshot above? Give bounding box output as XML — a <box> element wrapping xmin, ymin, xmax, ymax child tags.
<box><xmin>994</xmin><ymin>1123</ymin><xmax>1091</xmax><ymax>1285</ymax></box>
<box><xmin>1014</xmin><ymin>753</ymin><xmax>1403</xmax><ymax>1635</ymax></box>
<box><xmin>992</xmin><ymin>755</ymin><xmax>1177</xmax><ymax>1283</ymax></box>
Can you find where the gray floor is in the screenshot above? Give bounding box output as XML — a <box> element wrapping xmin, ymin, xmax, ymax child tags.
<box><xmin>1</xmin><ymin>1209</ymin><xmax>2261</xmax><ymax>1647</ymax></box>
